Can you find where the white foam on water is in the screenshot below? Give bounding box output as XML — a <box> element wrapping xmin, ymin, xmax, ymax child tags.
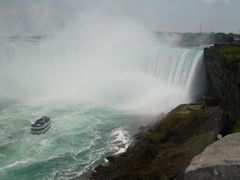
<box><xmin>108</xmin><ymin>128</ymin><xmax>132</xmax><ymax>155</ymax></box>
<box><xmin>0</xmin><ymin>158</ymin><xmax>33</xmax><ymax>170</ymax></box>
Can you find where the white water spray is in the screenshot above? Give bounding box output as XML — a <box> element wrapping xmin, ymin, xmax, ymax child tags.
<box><xmin>0</xmin><ymin>39</ymin><xmax>205</xmax><ymax>115</ymax></box>
<box><xmin>0</xmin><ymin>7</ymin><xmax>206</xmax><ymax>115</ymax></box>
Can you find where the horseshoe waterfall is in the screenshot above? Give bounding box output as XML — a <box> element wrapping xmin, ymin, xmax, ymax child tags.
<box><xmin>0</xmin><ymin>39</ymin><xmax>206</xmax><ymax>180</ymax></box>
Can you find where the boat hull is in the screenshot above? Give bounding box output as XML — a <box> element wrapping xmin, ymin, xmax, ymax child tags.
<box><xmin>31</xmin><ymin>124</ymin><xmax>51</xmax><ymax>134</ymax></box>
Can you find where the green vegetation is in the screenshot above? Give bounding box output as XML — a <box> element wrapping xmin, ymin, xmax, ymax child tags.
<box><xmin>125</xmin><ymin>105</ymin><xmax>213</xmax><ymax>179</ymax></box>
<box><xmin>214</xmin><ymin>32</ymin><xmax>234</xmax><ymax>44</ymax></box>
<box><xmin>183</xmin><ymin>134</ymin><xmax>210</xmax><ymax>155</ymax></box>
<box><xmin>220</xmin><ymin>46</ymin><xmax>240</xmax><ymax>61</ymax></box>
<box><xmin>149</xmin><ymin>132</ymin><xmax>168</xmax><ymax>144</ymax></box>
<box><xmin>154</xmin><ymin>105</ymin><xmax>204</xmax><ymax>135</ymax></box>
<box><xmin>135</xmin><ymin>133</ymin><xmax>210</xmax><ymax>179</ymax></box>
<box><xmin>233</xmin><ymin>119</ymin><xmax>240</xmax><ymax>133</ymax></box>
<box><xmin>148</xmin><ymin>108</ymin><xmax>205</xmax><ymax>144</ymax></box>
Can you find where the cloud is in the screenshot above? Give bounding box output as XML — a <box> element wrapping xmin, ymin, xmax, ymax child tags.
<box><xmin>202</xmin><ymin>0</ymin><xmax>231</xmax><ymax>4</ymax></box>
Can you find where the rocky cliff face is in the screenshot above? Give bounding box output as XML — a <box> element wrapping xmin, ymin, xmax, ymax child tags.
<box><xmin>204</xmin><ymin>45</ymin><xmax>240</xmax><ymax>133</ymax></box>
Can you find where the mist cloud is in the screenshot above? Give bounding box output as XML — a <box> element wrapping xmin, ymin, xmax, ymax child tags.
<box><xmin>0</xmin><ymin>0</ymin><xmax>238</xmax><ymax>35</ymax></box>
<box><xmin>0</xmin><ymin>0</ymin><xmax>123</xmax><ymax>36</ymax></box>
<box><xmin>0</xmin><ymin>0</ymin><xmax>190</xmax><ymax>115</ymax></box>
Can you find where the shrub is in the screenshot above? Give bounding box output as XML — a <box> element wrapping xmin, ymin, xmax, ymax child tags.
<box><xmin>220</xmin><ymin>46</ymin><xmax>240</xmax><ymax>61</ymax></box>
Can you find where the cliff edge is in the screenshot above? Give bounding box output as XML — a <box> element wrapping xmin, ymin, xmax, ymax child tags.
<box><xmin>205</xmin><ymin>45</ymin><xmax>240</xmax><ymax>133</ymax></box>
<box><xmin>90</xmin><ymin>104</ymin><xmax>223</xmax><ymax>180</ymax></box>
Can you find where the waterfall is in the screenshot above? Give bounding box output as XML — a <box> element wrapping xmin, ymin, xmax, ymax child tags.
<box><xmin>145</xmin><ymin>46</ymin><xmax>205</xmax><ymax>100</ymax></box>
<box><xmin>0</xmin><ymin>40</ymin><xmax>206</xmax><ymax>114</ymax></box>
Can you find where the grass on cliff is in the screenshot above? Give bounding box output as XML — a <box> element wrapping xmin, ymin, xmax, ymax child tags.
<box><xmin>220</xmin><ymin>46</ymin><xmax>240</xmax><ymax>61</ymax></box>
<box><xmin>138</xmin><ymin>134</ymin><xmax>210</xmax><ymax>177</ymax></box>
<box><xmin>149</xmin><ymin>105</ymin><xmax>205</xmax><ymax>142</ymax></box>
<box><xmin>134</xmin><ymin>105</ymin><xmax>212</xmax><ymax>179</ymax></box>
<box><xmin>99</xmin><ymin>104</ymin><xmax>218</xmax><ymax>180</ymax></box>
<box><xmin>233</xmin><ymin>119</ymin><xmax>240</xmax><ymax>133</ymax></box>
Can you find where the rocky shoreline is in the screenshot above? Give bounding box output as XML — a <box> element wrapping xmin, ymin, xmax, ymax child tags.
<box><xmin>90</xmin><ymin>102</ymin><xmax>223</xmax><ymax>180</ymax></box>
<box><xmin>89</xmin><ymin>44</ymin><xmax>240</xmax><ymax>180</ymax></box>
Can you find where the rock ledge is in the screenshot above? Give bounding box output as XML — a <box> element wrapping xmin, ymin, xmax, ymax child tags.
<box><xmin>185</xmin><ymin>133</ymin><xmax>240</xmax><ymax>180</ymax></box>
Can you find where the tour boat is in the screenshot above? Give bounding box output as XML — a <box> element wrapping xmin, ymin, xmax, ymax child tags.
<box><xmin>31</xmin><ymin>116</ymin><xmax>51</xmax><ymax>134</ymax></box>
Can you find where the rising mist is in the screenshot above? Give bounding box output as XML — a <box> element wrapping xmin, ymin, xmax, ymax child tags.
<box><xmin>0</xmin><ymin>1</ymin><xmax>202</xmax><ymax>115</ymax></box>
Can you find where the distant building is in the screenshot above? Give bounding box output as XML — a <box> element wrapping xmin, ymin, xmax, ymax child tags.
<box><xmin>233</xmin><ymin>37</ymin><xmax>240</xmax><ymax>45</ymax></box>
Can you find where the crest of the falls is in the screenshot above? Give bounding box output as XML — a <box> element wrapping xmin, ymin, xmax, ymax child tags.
<box><xmin>145</xmin><ymin>46</ymin><xmax>204</xmax><ymax>90</ymax></box>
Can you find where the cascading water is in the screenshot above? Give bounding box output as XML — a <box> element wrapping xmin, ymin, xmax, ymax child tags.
<box><xmin>0</xmin><ymin>39</ymin><xmax>206</xmax><ymax>180</ymax></box>
<box><xmin>145</xmin><ymin>47</ymin><xmax>204</xmax><ymax>91</ymax></box>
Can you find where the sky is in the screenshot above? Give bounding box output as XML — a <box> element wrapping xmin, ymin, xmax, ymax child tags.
<box><xmin>0</xmin><ymin>0</ymin><xmax>239</xmax><ymax>35</ymax></box>
<box><xmin>124</xmin><ymin>0</ymin><xmax>240</xmax><ymax>33</ymax></box>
